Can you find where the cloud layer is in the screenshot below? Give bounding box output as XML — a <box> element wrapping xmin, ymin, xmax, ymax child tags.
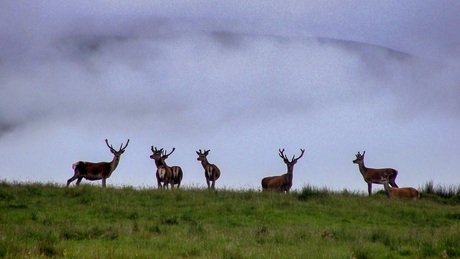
<box><xmin>1</xmin><ymin>1</ymin><xmax>459</xmax><ymax>191</ymax></box>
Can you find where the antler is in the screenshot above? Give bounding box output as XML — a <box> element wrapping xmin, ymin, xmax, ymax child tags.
<box><xmin>196</xmin><ymin>149</ymin><xmax>210</xmax><ymax>155</ymax></box>
<box><xmin>292</xmin><ymin>149</ymin><xmax>305</xmax><ymax>162</ymax></box>
<box><xmin>163</xmin><ymin>147</ymin><xmax>176</xmax><ymax>158</ymax></box>
<box><xmin>279</xmin><ymin>148</ymin><xmax>304</xmax><ymax>162</ymax></box>
<box><xmin>106</xmin><ymin>139</ymin><xmax>129</xmax><ymax>152</ymax></box>
<box><xmin>120</xmin><ymin>139</ymin><xmax>130</xmax><ymax>151</ymax></box>
<box><xmin>356</xmin><ymin>151</ymin><xmax>365</xmax><ymax>158</ymax></box>
<box><xmin>105</xmin><ymin>139</ymin><xmax>116</xmax><ymax>152</ymax></box>
<box><xmin>278</xmin><ymin>149</ymin><xmax>288</xmax><ymax>161</ymax></box>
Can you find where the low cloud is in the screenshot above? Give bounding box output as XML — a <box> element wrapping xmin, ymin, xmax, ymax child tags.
<box><xmin>1</xmin><ymin>2</ymin><xmax>459</xmax><ymax>190</ymax></box>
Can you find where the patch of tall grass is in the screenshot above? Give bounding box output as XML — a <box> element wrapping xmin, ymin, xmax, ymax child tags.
<box><xmin>1</xmin><ymin>180</ymin><xmax>460</xmax><ymax>258</ymax></box>
<box><xmin>420</xmin><ymin>180</ymin><xmax>460</xmax><ymax>204</ymax></box>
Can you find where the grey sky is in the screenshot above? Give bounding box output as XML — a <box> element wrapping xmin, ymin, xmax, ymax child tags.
<box><xmin>1</xmin><ymin>1</ymin><xmax>459</xmax><ymax>191</ymax></box>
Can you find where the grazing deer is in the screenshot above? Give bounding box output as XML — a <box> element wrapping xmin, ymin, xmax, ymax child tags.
<box><xmin>150</xmin><ymin>146</ymin><xmax>183</xmax><ymax>189</ymax></box>
<box><xmin>381</xmin><ymin>173</ymin><xmax>419</xmax><ymax>200</ymax></box>
<box><xmin>261</xmin><ymin>149</ymin><xmax>305</xmax><ymax>192</ymax></box>
<box><xmin>352</xmin><ymin>151</ymin><xmax>398</xmax><ymax>196</ymax></box>
<box><xmin>196</xmin><ymin>149</ymin><xmax>221</xmax><ymax>189</ymax></box>
<box><xmin>67</xmin><ymin>139</ymin><xmax>130</xmax><ymax>188</ymax></box>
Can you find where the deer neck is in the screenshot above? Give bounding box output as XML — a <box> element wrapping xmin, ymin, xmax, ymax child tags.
<box><xmin>357</xmin><ymin>161</ymin><xmax>368</xmax><ymax>177</ymax></box>
<box><xmin>285</xmin><ymin>171</ymin><xmax>293</xmax><ymax>183</ymax></box>
<box><xmin>382</xmin><ymin>182</ymin><xmax>391</xmax><ymax>198</ymax></box>
<box><xmin>200</xmin><ymin>158</ymin><xmax>210</xmax><ymax>169</ymax></box>
<box><xmin>154</xmin><ymin>159</ymin><xmax>162</xmax><ymax>168</ymax></box>
<box><xmin>160</xmin><ymin>158</ymin><xmax>168</xmax><ymax>167</ymax></box>
<box><xmin>109</xmin><ymin>155</ymin><xmax>121</xmax><ymax>175</ymax></box>
<box><xmin>285</xmin><ymin>165</ymin><xmax>294</xmax><ymax>182</ymax></box>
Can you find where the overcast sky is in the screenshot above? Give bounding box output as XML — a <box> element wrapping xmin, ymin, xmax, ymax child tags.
<box><xmin>1</xmin><ymin>1</ymin><xmax>459</xmax><ymax>192</ymax></box>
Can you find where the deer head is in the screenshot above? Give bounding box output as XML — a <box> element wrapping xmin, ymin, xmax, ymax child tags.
<box><xmin>196</xmin><ymin>149</ymin><xmax>210</xmax><ymax>162</ymax></box>
<box><xmin>105</xmin><ymin>139</ymin><xmax>129</xmax><ymax>161</ymax></box>
<box><xmin>279</xmin><ymin>148</ymin><xmax>305</xmax><ymax>172</ymax></box>
<box><xmin>150</xmin><ymin>146</ymin><xmax>163</xmax><ymax>160</ymax></box>
<box><xmin>352</xmin><ymin>151</ymin><xmax>365</xmax><ymax>164</ymax></box>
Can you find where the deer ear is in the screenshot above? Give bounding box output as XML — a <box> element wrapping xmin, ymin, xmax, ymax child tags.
<box><xmin>196</xmin><ymin>151</ymin><xmax>200</xmax><ymax>155</ymax></box>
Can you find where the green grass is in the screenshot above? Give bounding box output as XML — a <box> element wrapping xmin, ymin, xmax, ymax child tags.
<box><xmin>1</xmin><ymin>181</ymin><xmax>459</xmax><ymax>258</ymax></box>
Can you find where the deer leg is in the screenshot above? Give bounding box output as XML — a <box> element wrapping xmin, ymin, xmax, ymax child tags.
<box><xmin>367</xmin><ymin>182</ymin><xmax>372</xmax><ymax>196</ymax></box>
<box><xmin>211</xmin><ymin>180</ymin><xmax>216</xmax><ymax>190</ymax></box>
<box><xmin>390</xmin><ymin>179</ymin><xmax>399</xmax><ymax>188</ymax></box>
<box><xmin>67</xmin><ymin>176</ymin><xmax>78</xmax><ymax>187</ymax></box>
<box><xmin>157</xmin><ymin>179</ymin><xmax>162</xmax><ymax>189</ymax></box>
<box><xmin>76</xmin><ymin>177</ymin><xmax>83</xmax><ymax>186</ymax></box>
<box><xmin>102</xmin><ymin>178</ymin><xmax>107</xmax><ymax>188</ymax></box>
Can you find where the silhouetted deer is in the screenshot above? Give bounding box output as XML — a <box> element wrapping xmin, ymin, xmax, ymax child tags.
<box><xmin>67</xmin><ymin>139</ymin><xmax>129</xmax><ymax>188</ymax></box>
<box><xmin>353</xmin><ymin>151</ymin><xmax>398</xmax><ymax>196</ymax></box>
<box><xmin>196</xmin><ymin>149</ymin><xmax>221</xmax><ymax>189</ymax></box>
<box><xmin>150</xmin><ymin>146</ymin><xmax>183</xmax><ymax>189</ymax></box>
<box><xmin>261</xmin><ymin>149</ymin><xmax>305</xmax><ymax>192</ymax></box>
<box><xmin>381</xmin><ymin>173</ymin><xmax>419</xmax><ymax>200</ymax></box>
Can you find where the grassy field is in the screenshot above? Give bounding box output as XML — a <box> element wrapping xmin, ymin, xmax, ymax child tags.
<box><xmin>1</xmin><ymin>182</ymin><xmax>459</xmax><ymax>258</ymax></box>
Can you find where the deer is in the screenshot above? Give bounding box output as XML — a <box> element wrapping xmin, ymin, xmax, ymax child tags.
<box><xmin>150</xmin><ymin>146</ymin><xmax>183</xmax><ymax>189</ymax></box>
<box><xmin>352</xmin><ymin>151</ymin><xmax>398</xmax><ymax>196</ymax></box>
<box><xmin>381</xmin><ymin>173</ymin><xmax>419</xmax><ymax>200</ymax></box>
<box><xmin>67</xmin><ymin>139</ymin><xmax>129</xmax><ymax>188</ymax></box>
<box><xmin>196</xmin><ymin>149</ymin><xmax>221</xmax><ymax>189</ymax></box>
<box><xmin>261</xmin><ymin>149</ymin><xmax>305</xmax><ymax>192</ymax></box>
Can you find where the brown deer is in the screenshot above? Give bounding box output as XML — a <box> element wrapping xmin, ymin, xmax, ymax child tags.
<box><xmin>352</xmin><ymin>151</ymin><xmax>398</xmax><ymax>196</ymax></box>
<box><xmin>196</xmin><ymin>149</ymin><xmax>221</xmax><ymax>189</ymax></box>
<box><xmin>381</xmin><ymin>173</ymin><xmax>419</xmax><ymax>200</ymax></box>
<box><xmin>261</xmin><ymin>149</ymin><xmax>305</xmax><ymax>192</ymax></box>
<box><xmin>67</xmin><ymin>139</ymin><xmax>129</xmax><ymax>188</ymax></box>
<box><xmin>150</xmin><ymin>146</ymin><xmax>183</xmax><ymax>189</ymax></box>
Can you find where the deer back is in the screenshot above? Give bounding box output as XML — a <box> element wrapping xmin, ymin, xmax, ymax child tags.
<box><xmin>365</xmin><ymin>168</ymin><xmax>398</xmax><ymax>183</ymax></box>
<box><xmin>386</xmin><ymin>185</ymin><xmax>419</xmax><ymax>200</ymax></box>
<box><xmin>76</xmin><ymin>161</ymin><xmax>112</xmax><ymax>180</ymax></box>
<box><xmin>261</xmin><ymin>174</ymin><xmax>290</xmax><ymax>191</ymax></box>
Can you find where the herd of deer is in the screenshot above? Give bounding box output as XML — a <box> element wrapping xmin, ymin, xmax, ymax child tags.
<box><xmin>66</xmin><ymin>139</ymin><xmax>420</xmax><ymax>200</ymax></box>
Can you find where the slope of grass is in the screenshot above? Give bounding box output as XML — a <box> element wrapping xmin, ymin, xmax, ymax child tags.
<box><xmin>0</xmin><ymin>181</ymin><xmax>459</xmax><ymax>258</ymax></box>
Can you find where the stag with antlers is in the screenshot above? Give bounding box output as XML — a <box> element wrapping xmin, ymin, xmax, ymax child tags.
<box><xmin>353</xmin><ymin>151</ymin><xmax>399</xmax><ymax>196</ymax></box>
<box><xmin>150</xmin><ymin>146</ymin><xmax>183</xmax><ymax>189</ymax></box>
<box><xmin>196</xmin><ymin>149</ymin><xmax>221</xmax><ymax>189</ymax></box>
<box><xmin>67</xmin><ymin>139</ymin><xmax>129</xmax><ymax>188</ymax></box>
<box><xmin>261</xmin><ymin>149</ymin><xmax>305</xmax><ymax>192</ymax></box>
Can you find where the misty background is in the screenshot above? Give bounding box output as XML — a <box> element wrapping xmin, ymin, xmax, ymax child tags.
<box><xmin>1</xmin><ymin>1</ymin><xmax>459</xmax><ymax>191</ymax></box>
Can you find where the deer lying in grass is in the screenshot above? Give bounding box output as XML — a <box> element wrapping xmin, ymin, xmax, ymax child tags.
<box><xmin>67</xmin><ymin>139</ymin><xmax>129</xmax><ymax>188</ymax></box>
<box><xmin>381</xmin><ymin>173</ymin><xmax>419</xmax><ymax>200</ymax></box>
<box><xmin>150</xmin><ymin>146</ymin><xmax>183</xmax><ymax>189</ymax></box>
<box><xmin>353</xmin><ymin>151</ymin><xmax>398</xmax><ymax>196</ymax></box>
<box><xmin>196</xmin><ymin>149</ymin><xmax>221</xmax><ymax>189</ymax></box>
<box><xmin>261</xmin><ymin>149</ymin><xmax>305</xmax><ymax>192</ymax></box>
